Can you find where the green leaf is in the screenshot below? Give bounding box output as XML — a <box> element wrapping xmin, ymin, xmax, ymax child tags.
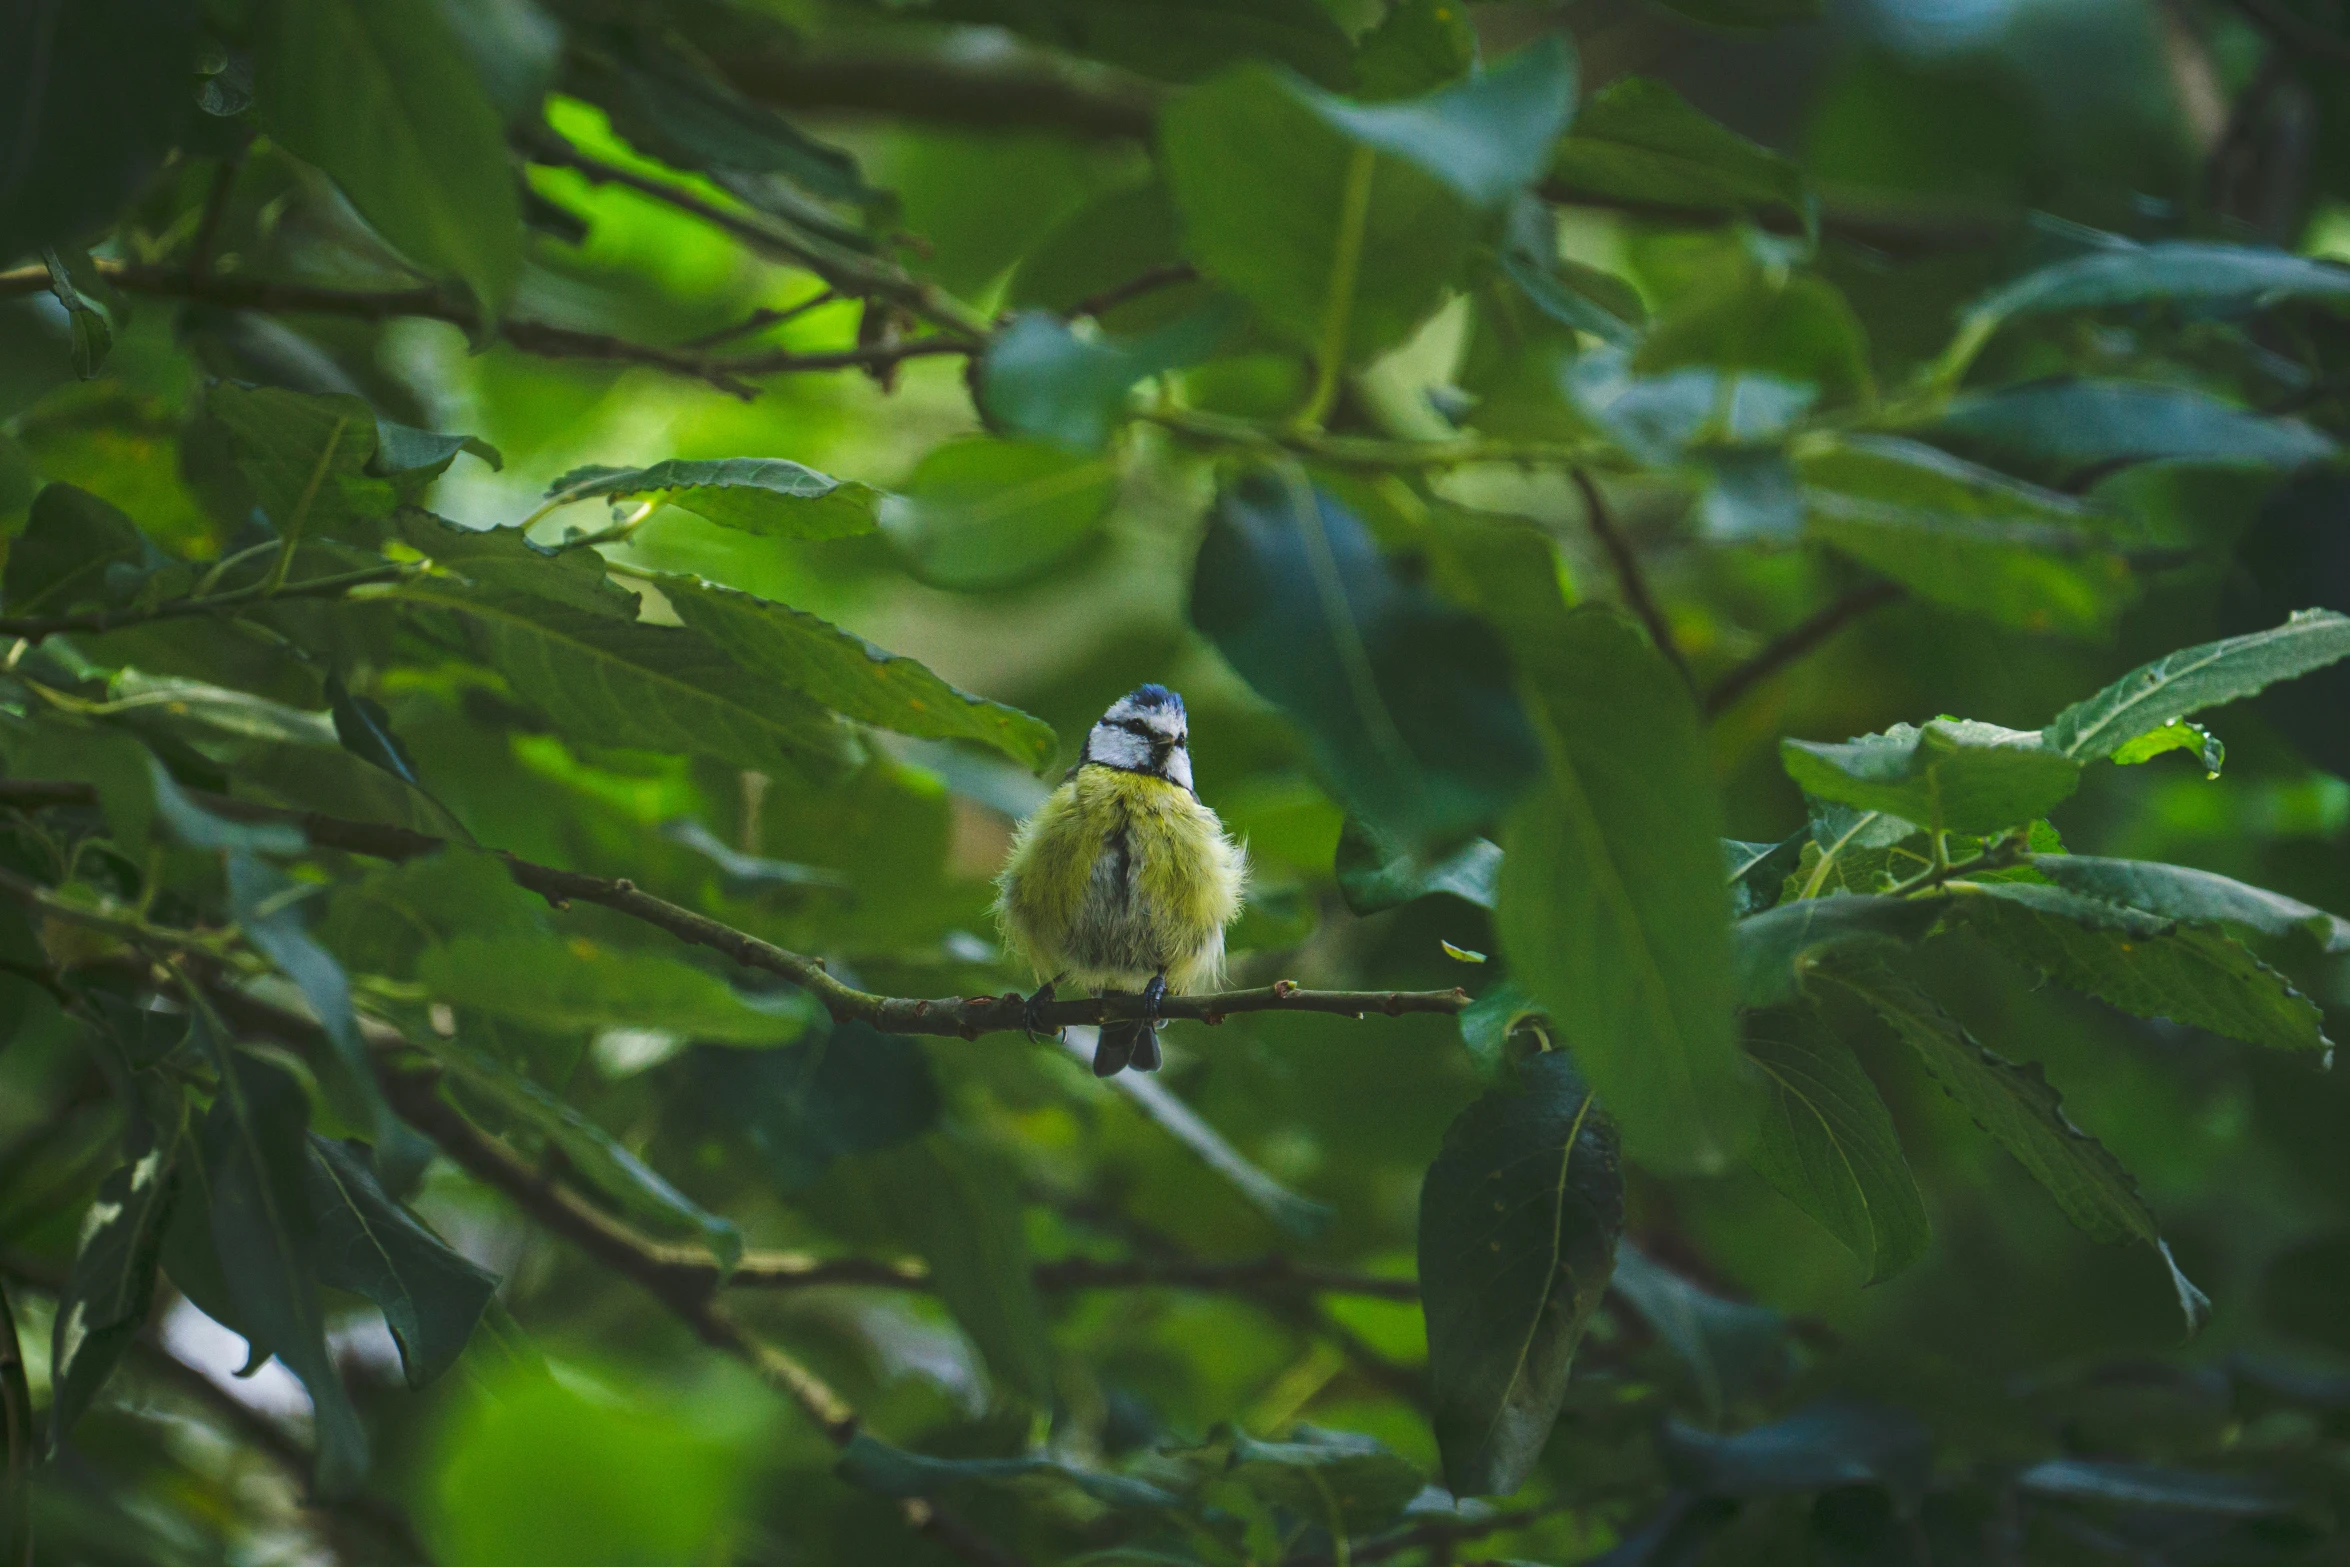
<box><xmin>1549</xmin><ymin>77</ymin><xmax>1807</xmax><ymax>221</ymax></box>
<box><xmin>2042</xmin><ymin>609</ymin><xmax>2350</xmax><ymax>761</ymax></box>
<box><xmin>656</xmin><ymin>575</ymin><xmax>1060</xmax><ymax>769</ymax></box>
<box><xmin>0</xmin><ymin>709</ymin><xmax>154</xmax><ymax>863</ymax></box>
<box><xmin>1745</xmin><ymin>1018</ymin><xmax>1930</xmax><ymax>1283</ymax></box>
<box><xmin>1079</xmin><ymin>1043</ymin><xmax>1332</xmax><ymax>1237</ymax></box>
<box><xmin>1007</xmin><ymin>180</ymin><xmax>1200</xmax><ymax>333</ymax></box>
<box><xmin>1732</xmin><ymin>896</ymin><xmax>1941</xmax><ymax>1008</ymax></box>
<box><xmin>1418</xmin><ymin>1050</ymin><xmax>1623</xmax><ymax>1496</ymax></box>
<box><xmin>1608</xmin><ymin>1245</ymin><xmax>1790</xmax><ymax>1414</ymax></box>
<box><xmin>979</xmin><ymin>299</ymin><xmax>1244</xmax><ymax>453</ymax></box>
<box><xmin>1824</xmin><ymin>966</ymin><xmax>2210</xmax><ymax>1331</ymax></box>
<box><xmin>1352</xmin><ymin>0</ymin><xmax>1477</xmax><ymax>100</ymax></box>
<box><xmin>1937</xmin><ymin>382</ymin><xmax>2335</xmax><ymax>473</ymax></box>
<box><xmin>1780</xmin><ymin>719</ymin><xmax>2080</xmax><ymax>835</ymax></box>
<box><xmin>856</xmin><ymin>1133</ymin><xmax>1053</xmax><ymax>1406</ymax></box>
<box><xmin>1161</xmin><ymin>40</ymin><xmax>1575</xmax><ymax>363</ymax></box>
<box><xmin>599</xmin><ymin>46</ymin><xmax>875</xmax><ymax>209</ymax></box>
<box><xmin>1190</xmin><ymin>473</ymin><xmax>1542</xmax><ymax>856</ymax></box>
<box><xmin>1726</xmin><ymin>835</ymin><xmax>1806</xmax><ymax>917</ymax></box>
<box><xmin>1332</xmin><ymin>816</ymin><xmax>1500</xmax><ymax>915</ymax></box>
<box><xmin>1498</xmin><ymin>607</ymin><xmax>1750</xmax><ymax>1173</ymax></box>
<box><xmin>149</xmin><ymin>757</ymin><xmax>306</xmax><ymax>855</ymax></box>
<box><xmin>1960</xmin><ymin>883</ymin><xmax>2328</xmax><ymax>1054</ymax></box>
<box><xmin>393</xmin><ymin>508</ymin><xmax>640</xmax><ymax>619</ymax></box>
<box><xmin>2017</xmin><ymin>1459</ymin><xmax>2294</xmax><ymax>1518</ymax></box>
<box><xmin>192</xmin><ymin>1026</ymin><xmax>372</xmax><ymax>1493</ymax></box>
<box><xmin>259</xmin><ymin>0</ymin><xmax>523</xmax><ymax>317</ymax></box>
<box><xmin>41</xmin><ymin>248</ymin><xmax>112</xmax><ymax>379</ymax></box>
<box><xmin>205</xmin><ymin>385</ymin><xmax>398</xmax><ymax>544</ymax></box>
<box><xmin>418</xmin><ymin>934</ymin><xmax>815</xmax><ymax>1045</ymax></box>
<box><xmin>4</xmin><ymin>482</ymin><xmax>146</xmax><ymax>616</ymax></box>
<box><xmin>325</xmin><ymin>673</ymin><xmax>421</xmax><ymax>786</ymax></box>
<box><xmin>418</xmin><ymin>1036</ymin><xmax>744</xmax><ymax>1272</ymax></box>
<box><xmin>2111</xmin><ymin>719</ymin><xmax>2224</xmax><ymax>772</ymax></box>
<box><xmin>876</xmin><ymin>437</ymin><xmax>1117</xmax><ymax>590</ymax></box>
<box><xmin>694</xmin><ymin>1023</ymin><xmax>939</xmax><ymax>1191</ymax></box>
<box><xmin>305</xmin><ymin>1135</ymin><xmax>496</xmax><ymax>1388</ymax></box>
<box><xmin>371</xmin><ymin>423</ymin><xmax>503</xmax><ymax>487</ymax></box>
<box><xmin>1798</xmin><ymin>436</ymin><xmax>2136</xmax><ymax>637</ymax></box>
<box><xmin>50</xmin><ymin>1093</ymin><xmax>183</xmax><ymax>1447</ymax></box>
<box><xmin>1227</xmin><ymin>1428</ymin><xmax>1426</xmax><ymax>1534</ymax></box>
<box><xmin>231</xmin><ymin>853</ymin><xmax>397</xmax><ymax>1144</ymax></box>
<box><xmin>395</xmin><ymin>579</ymin><xmax>857</xmax><ymax>781</ymax></box>
<box><xmin>542</xmin><ymin>459</ymin><xmax>881</xmax><ymax>541</ymax></box>
<box><xmin>1662</xmin><ymin>1400</ymin><xmax>1931</xmax><ymax>1506</ymax></box>
<box><xmin>1458</xmin><ymin>980</ymin><xmax>1542</xmax><ymax>1080</ymax></box>
<box><xmin>1637</xmin><ymin>271</ymin><xmax>1870</xmax><ymax>407</ymax></box>
<box><xmin>835</xmin><ymin>1433</ymin><xmax>1179</xmax><ymax>1510</ymax></box>
<box><xmin>2031</xmin><ymin>855</ymin><xmax>2350</xmax><ymax>953</ymax></box>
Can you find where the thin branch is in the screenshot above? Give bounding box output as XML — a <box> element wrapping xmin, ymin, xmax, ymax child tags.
<box><xmin>0</xmin><ymin>561</ymin><xmax>416</xmax><ymax>645</ymax></box>
<box><xmin>1571</xmin><ymin>468</ymin><xmax>1695</xmax><ymax>694</ymax></box>
<box><xmin>1701</xmin><ymin>580</ymin><xmax>1906</xmax><ymax>719</ymax></box>
<box><xmin>679</xmin><ymin>290</ymin><xmax>837</xmax><ymax>348</ymax></box>
<box><xmin>1070</xmin><ymin>262</ymin><xmax>1199</xmax><ymax>321</ymax></box>
<box><xmin>0</xmin><ymin>782</ymin><xmax>1471</xmax><ymax>1038</ymax></box>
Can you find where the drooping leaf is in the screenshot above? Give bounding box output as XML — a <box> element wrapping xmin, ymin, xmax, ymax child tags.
<box><xmin>1498</xmin><ymin>607</ymin><xmax>1750</xmax><ymax>1173</ymax></box>
<box><xmin>1161</xmin><ymin>40</ymin><xmax>1575</xmax><ymax>362</ymax></box>
<box><xmin>656</xmin><ymin>575</ymin><xmax>1061</xmax><ymax>768</ymax></box>
<box><xmin>541</xmin><ymin>459</ymin><xmax>881</xmax><ymax>541</ymax></box>
<box><xmin>1937</xmin><ymin>381</ymin><xmax>2335</xmax><ymax>473</ymax></box>
<box><xmin>305</xmin><ymin>1135</ymin><xmax>496</xmax><ymax>1388</ymax></box>
<box><xmin>42</xmin><ymin>248</ymin><xmax>113</xmax><ymax>379</ymax></box>
<box><xmin>1662</xmin><ymin>1400</ymin><xmax>1933</xmax><ymax>1509</ymax></box>
<box><xmin>1823</xmin><ymin>967</ymin><xmax>2209</xmax><ymax>1330</ymax></box>
<box><xmin>149</xmin><ymin>757</ymin><xmax>306</xmax><ymax>855</ymax></box>
<box><xmin>1457</xmin><ymin>979</ymin><xmax>1542</xmax><ymax>1079</ymax></box>
<box><xmin>230</xmin><ymin>853</ymin><xmax>397</xmax><ymax>1142</ymax></box>
<box><xmin>49</xmin><ymin>1091</ymin><xmax>184</xmax><ymax>1447</ymax></box>
<box><xmin>1780</xmin><ymin>720</ymin><xmax>2080</xmax><ymax>836</ymax></box>
<box><xmin>1960</xmin><ymin>882</ymin><xmax>2328</xmax><ymax>1054</ymax></box>
<box><xmin>2042</xmin><ymin>609</ymin><xmax>2350</xmax><ymax>761</ymax></box>
<box><xmin>597</xmin><ymin>45</ymin><xmax>875</xmax><ymax>209</ymax></box>
<box><xmin>1192</xmin><ymin>472</ymin><xmax>1541</xmax><ymax>857</ymax></box>
<box><xmin>1333</xmin><ymin>815</ymin><xmax>1501</xmax><ymax>915</ymax></box>
<box><xmin>876</xmin><ymin>436</ymin><xmax>1117</xmax><ymax>590</ymax></box>
<box><xmin>2110</xmin><ymin>719</ymin><xmax>2224</xmax><ymax>772</ymax></box>
<box><xmin>1608</xmin><ymin>1245</ymin><xmax>1790</xmax><ymax>1414</ymax></box>
<box><xmin>2031</xmin><ymin>855</ymin><xmax>2350</xmax><ymax>952</ymax></box>
<box><xmin>1745</xmin><ymin>1018</ymin><xmax>1930</xmax><ymax>1284</ymax></box>
<box><xmin>370</xmin><ymin>422</ymin><xmax>502</xmax><ymax>488</ymax></box>
<box><xmin>693</xmin><ymin>1023</ymin><xmax>939</xmax><ymax>1190</ymax></box>
<box><xmin>325</xmin><ymin>673</ymin><xmax>421</xmax><ymax>786</ymax></box>
<box><xmin>4</xmin><ymin>482</ymin><xmax>147</xmax><ymax>617</ymax></box>
<box><xmin>1732</xmin><ymin>895</ymin><xmax>1941</xmax><ymax>1008</ymax></box>
<box><xmin>1227</xmin><ymin>1428</ymin><xmax>1426</xmax><ymax>1534</ymax></box>
<box><xmin>979</xmin><ymin>300</ymin><xmax>1244</xmax><ymax>454</ymax></box>
<box><xmin>835</xmin><ymin>1433</ymin><xmax>1179</xmax><ymax>1510</ymax></box>
<box><xmin>418</xmin><ymin>934</ymin><xmax>815</xmax><ymax>1046</ymax></box>
<box><xmin>1549</xmin><ymin>77</ymin><xmax>1807</xmax><ymax>222</ymax></box>
<box><xmin>1418</xmin><ymin>1050</ymin><xmax>1623</xmax><ymax>1496</ymax></box>
<box><xmin>259</xmin><ymin>0</ymin><xmax>523</xmax><ymax>316</ymax></box>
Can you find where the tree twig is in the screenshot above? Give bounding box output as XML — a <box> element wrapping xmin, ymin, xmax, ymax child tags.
<box><xmin>1068</xmin><ymin>262</ymin><xmax>1199</xmax><ymax>321</ymax></box>
<box><xmin>0</xmin><ymin>781</ymin><xmax>1471</xmax><ymax>1039</ymax></box>
<box><xmin>1571</xmin><ymin>468</ymin><xmax>1695</xmax><ymax>694</ymax></box>
<box><xmin>0</xmin><ymin>562</ymin><xmax>416</xmax><ymax>645</ymax></box>
<box><xmin>1701</xmin><ymin>580</ymin><xmax>1906</xmax><ymax>719</ymax></box>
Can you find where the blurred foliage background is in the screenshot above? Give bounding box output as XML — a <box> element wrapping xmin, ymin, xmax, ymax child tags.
<box><xmin>7</xmin><ymin>0</ymin><xmax>2350</xmax><ymax>1563</ymax></box>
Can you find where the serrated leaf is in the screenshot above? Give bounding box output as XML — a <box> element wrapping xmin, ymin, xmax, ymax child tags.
<box><xmin>1498</xmin><ymin>608</ymin><xmax>1750</xmax><ymax>1173</ymax></box>
<box><xmin>2111</xmin><ymin>720</ymin><xmax>2223</xmax><ymax>772</ymax></box>
<box><xmin>1549</xmin><ymin>76</ymin><xmax>1807</xmax><ymax>220</ymax></box>
<box><xmin>1333</xmin><ymin>815</ymin><xmax>1501</xmax><ymax>915</ymax></box>
<box><xmin>418</xmin><ymin>935</ymin><xmax>814</xmax><ymax>1045</ymax></box>
<box><xmin>2043</xmin><ymin>609</ymin><xmax>2350</xmax><ymax>761</ymax></box>
<box><xmin>1960</xmin><ymin>882</ymin><xmax>2328</xmax><ymax>1053</ymax></box>
<box><xmin>1733</xmin><ymin>895</ymin><xmax>1941</xmax><ymax>1007</ymax></box>
<box><xmin>1781</xmin><ymin>720</ymin><xmax>2080</xmax><ymax>836</ymax></box>
<box><xmin>1745</xmin><ymin>1019</ymin><xmax>1930</xmax><ymax>1283</ymax></box>
<box><xmin>50</xmin><ymin>1093</ymin><xmax>183</xmax><ymax>1447</ymax></box>
<box><xmin>1823</xmin><ymin>966</ymin><xmax>2209</xmax><ymax>1330</ymax></box>
<box><xmin>2031</xmin><ymin>855</ymin><xmax>2350</xmax><ymax>952</ymax></box>
<box><xmin>260</xmin><ymin>0</ymin><xmax>522</xmax><ymax>317</ymax></box>
<box><xmin>655</xmin><ymin>574</ymin><xmax>1060</xmax><ymax>769</ymax></box>
<box><xmin>543</xmin><ymin>459</ymin><xmax>880</xmax><ymax>540</ymax></box>
<box><xmin>1419</xmin><ymin>1050</ymin><xmax>1622</xmax><ymax>1496</ymax></box>
<box><xmin>393</xmin><ymin>508</ymin><xmax>640</xmax><ymax>619</ymax></box>
<box><xmin>305</xmin><ymin>1135</ymin><xmax>496</xmax><ymax>1388</ymax></box>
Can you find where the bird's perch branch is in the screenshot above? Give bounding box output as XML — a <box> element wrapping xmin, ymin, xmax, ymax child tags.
<box><xmin>0</xmin><ymin>781</ymin><xmax>1470</xmax><ymax>1039</ymax></box>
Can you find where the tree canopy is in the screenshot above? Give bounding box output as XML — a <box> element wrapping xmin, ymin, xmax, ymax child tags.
<box><xmin>6</xmin><ymin>1</ymin><xmax>2350</xmax><ymax>1564</ymax></box>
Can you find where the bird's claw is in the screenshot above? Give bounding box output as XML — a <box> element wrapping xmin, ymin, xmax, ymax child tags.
<box><xmin>1022</xmin><ymin>979</ymin><xmax>1061</xmax><ymax>1041</ymax></box>
<box><xmin>1141</xmin><ymin>972</ymin><xmax>1167</xmax><ymax>1028</ymax></box>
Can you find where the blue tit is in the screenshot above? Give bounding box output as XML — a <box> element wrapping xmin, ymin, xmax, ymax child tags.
<box><xmin>995</xmin><ymin>684</ymin><xmax>1247</xmax><ymax>1076</ymax></box>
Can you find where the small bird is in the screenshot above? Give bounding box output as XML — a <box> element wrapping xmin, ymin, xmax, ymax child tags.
<box><xmin>995</xmin><ymin>685</ymin><xmax>1247</xmax><ymax>1076</ymax></box>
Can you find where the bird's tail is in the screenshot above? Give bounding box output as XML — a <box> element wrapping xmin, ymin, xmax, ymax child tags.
<box><xmin>1093</xmin><ymin>1018</ymin><xmax>1162</xmax><ymax>1077</ymax></box>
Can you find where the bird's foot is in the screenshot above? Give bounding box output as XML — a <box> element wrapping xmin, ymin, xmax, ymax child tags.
<box><xmin>1022</xmin><ymin>978</ymin><xmax>1062</xmax><ymax>1041</ymax></box>
<box><xmin>1141</xmin><ymin>972</ymin><xmax>1167</xmax><ymax>1028</ymax></box>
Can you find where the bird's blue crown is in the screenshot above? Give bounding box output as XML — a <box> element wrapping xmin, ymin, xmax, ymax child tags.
<box><xmin>1124</xmin><ymin>683</ymin><xmax>1182</xmax><ymax>715</ymax></box>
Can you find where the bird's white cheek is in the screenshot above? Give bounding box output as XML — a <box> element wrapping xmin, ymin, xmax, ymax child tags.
<box><xmin>1164</xmin><ymin>748</ymin><xmax>1194</xmax><ymax>793</ymax></box>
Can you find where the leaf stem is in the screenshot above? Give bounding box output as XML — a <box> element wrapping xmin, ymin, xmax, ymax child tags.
<box><xmin>1572</xmin><ymin>468</ymin><xmax>1695</xmax><ymax>694</ymax></box>
<box><xmin>1884</xmin><ymin>833</ymin><xmax>2022</xmax><ymax>898</ymax></box>
<box><xmin>0</xmin><ymin>562</ymin><xmax>418</xmax><ymax>645</ymax></box>
<box><xmin>263</xmin><ymin>415</ymin><xmax>350</xmax><ymax>594</ymax></box>
<box><xmin>1301</xmin><ymin>143</ymin><xmax>1378</xmax><ymax>431</ymax></box>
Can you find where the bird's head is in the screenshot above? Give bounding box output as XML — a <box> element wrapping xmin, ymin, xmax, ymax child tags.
<box><xmin>1082</xmin><ymin>684</ymin><xmax>1193</xmax><ymax>793</ymax></box>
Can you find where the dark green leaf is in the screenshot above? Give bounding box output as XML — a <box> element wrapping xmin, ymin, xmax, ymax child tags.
<box><xmin>150</xmin><ymin>757</ymin><xmax>305</xmax><ymax>854</ymax></box>
<box><xmin>418</xmin><ymin>934</ymin><xmax>814</xmax><ymax>1045</ymax></box>
<box><xmin>325</xmin><ymin>674</ymin><xmax>420</xmax><ymax>786</ymax></box>
<box><xmin>953</xmin><ymin>0</ymin><xmax>1354</xmax><ymax>87</ymax></box>
<box><xmin>542</xmin><ymin>459</ymin><xmax>880</xmax><ymax>541</ymax></box>
<box><xmin>2043</xmin><ymin>609</ymin><xmax>2350</xmax><ymax>761</ymax></box>
<box><xmin>1662</xmin><ymin>1401</ymin><xmax>1931</xmax><ymax>1508</ymax></box>
<box><xmin>1781</xmin><ymin>720</ymin><xmax>2080</xmax><ymax>836</ymax></box>
<box><xmin>49</xmin><ymin>1093</ymin><xmax>183</xmax><ymax>1447</ymax></box>
<box><xmin>321</xmin><ymin>847</ymin><xmax>548</xmax><ymax>977</ymax></box>
<box><xmin>979</xmin><ymin>300</ymin><xmax>1242</xmax><ymax>453</ymax></box>
<box><xmin>1608</xmin><ymin>1245</ymin><xmax>1790</xmax><ymax>1414</ymax></box>
<box><xmin>41</xmin><ymin>248</ymin><xmax>112</xmax><ymax>379</ymax></box>
<box><xmin>1733</xmin><ymin>896</ymin><xmax>1941</xmax><ymax>1008</ymax></box>
<box><xmin>1650</xmin><ymin>0</ymin><xmax>1822</xmax><ymax>27</ymax></box>
<box><xmin>1227</xmin><ymin>1427</ymin><xmax>1425</xmax><ymax>1533</ymax></box>
<box><xmin>1500</xmin><ymin>248</ymin><xmax>1640</xmax><ymax>348</ymax></box>
<box><xmin>205</xmin><ymin>385</ymin><xmax>399</xmax><ymax>543</ymax></box>
<box><xmin>1498</xmin><ymin>608</ymin><xmax>1750</xmax><ymax>1172</ymax></box>
<box><xmin>1823</xmin><ymin>966</ymin><xmax>2209</xmax><ymax>1330</ymax></box>
<box><xmin>601</xmin><ymin>46</ymin><xmax>874</xmax><ymax>208</ymax></box>
<box><xmin>877</xmin><ymin>436</ymin><xmax>1117</xmax><ymax>589</ymax></box>
<box><xmin>231</xmin><ymin>853</ymin><xmax>396</xmax><ymax>1143</ymax></box>
<box><xmin>693</xmin><ymin>1023</ymin><xmax>938</xmax><ymax>1191</ymax></box>
<box><xmin>2031</xmin><ymin>856</ymin><xmax>2350</xmax><ymax>952</ymax></box>
<box><xmin>656</xmin><ymin>575</ymin><xmax>1060</xmax><ymax>768</ymax></box>
<box><xmin>371</xmin><ymin>423</ymin><xmax>502</xmax><ymax>486</ymax></box>
<box><xmin>5</xmin><ymin>482</ymin><xmax>146</xmax><ymax>616</ymax></box>
<box><xmin>1191</xmin><ymin>473</ymin><xmax>1541</xmax><ymax>856</ymax></box>
<box><xmin>1084</xmin><ymin>1046</ymin><xmax>1333</xmax><ymax>1238</ymax></box>
<box><xmin>1418</xmin><ymin>1050</ymin><xmax>1623</xmax><ymax>1496</ymax></box>
<box><xmin>1745</xmin><ymin>1018</ymin><xmax>1930</xmax><ymax>1283</ymax></box>
<box><xmin>2016</xmin><ymin>1459</ymin><xmax>2293</xmax><ymax>1518</ymax></box>
<box><xmin>1333</xmin><ymin>816</ymin><xmax>1500</xmax><ymax>915</ymax></box>
<box><xmin>835</xmin><ymin>1433</ymin><xmax>1179</xmax><ymax>1509</ymax></box>
<box><xmin>1961</xmin><ymin>882</ymin><xmax>2328</xmax><ymax>1053</ymax></box>
<box><xmin>305</xmin><ymin>1135</ymin><xmax>496</xmax><ymax>1388</ymax></box>
<box><xmin>259</xmin><ymin>0</ymin><xmax>523</xmax><ymax>315</ymax></box>
<box><xmin>1726</xmin><ymin>834</ymin><xmax>1806</xmax><ymax>917</ymax></box>
<box><xmin>1458</xmin><ymin>980</ymin><xmax>1542</xmax><ymax>1079</ymax></box>
<box><xmin>1352</xmin><ymin>0</ymin><xmax>1477</xmax><ymax>100</ymax></box>
<box><xmin>1937</xmin><ymin>382</ymin><xmax>2335</xmax><ymax>473</ymax></box>
<box><xmin>0</xmin><ymin>709</ymin><xmax>155</xmax><ymax>862</ymax></box>
<box><xmin>1549</xmin><ymin>77</ymin><xmax>1807</xmax><ymax>220</ymax></box>
<box><xmin>392</xmin><ymin>507</ymin><xmax>640</xmax><ymax>619</ymax></box>
<box><xmin>662</xmin><ymin>820</ymin><xmax>851</xmax><ymax>892</ymax></box>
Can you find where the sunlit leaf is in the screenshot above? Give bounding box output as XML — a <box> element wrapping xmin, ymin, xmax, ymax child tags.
<box><xmin>2042</xmin><ymin>609</ymin><xmax>2350</xmax><ymax>760</ymax></box>
<box><xmin>543</xmin><ymin>459</ymin><xmax>880</xmax><ymax>541</ymax></box>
